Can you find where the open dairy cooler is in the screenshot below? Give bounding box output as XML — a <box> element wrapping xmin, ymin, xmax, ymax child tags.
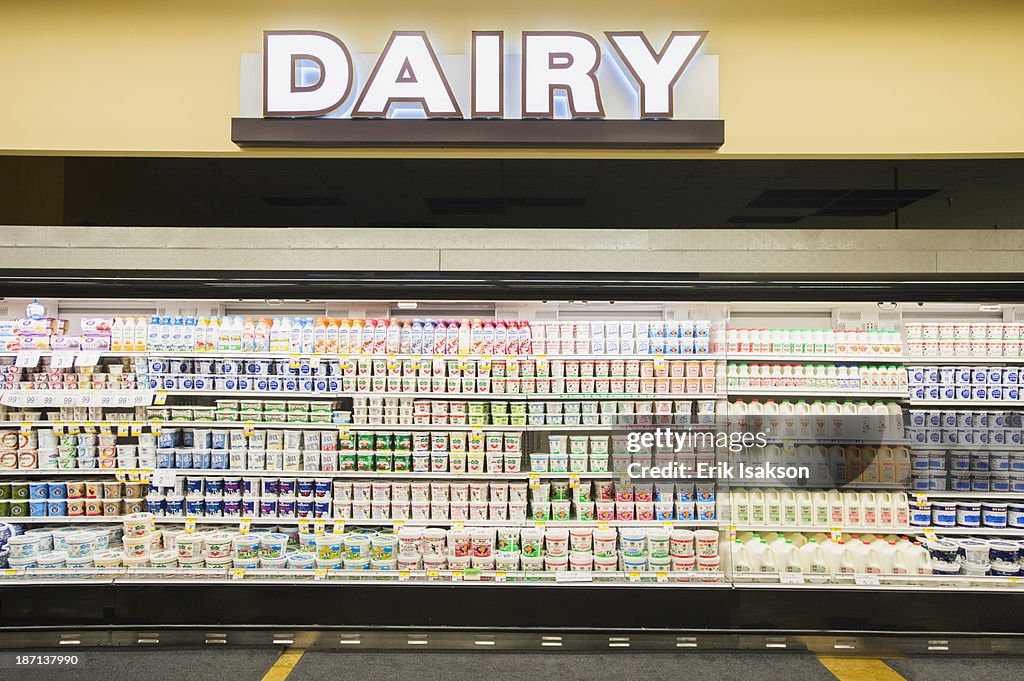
<box><xmin>0</xmin><ymin>290</ymin><xmax>1023</xmax><ymax>638</ymax></box>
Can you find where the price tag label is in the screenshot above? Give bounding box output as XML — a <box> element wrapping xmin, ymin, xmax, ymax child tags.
<box><xmin>75</xmin><ymin>351</ymin><xmax>100</xmax><ymax>367</ymax></box>
<box><xmin>452</xmin><ymin>570</ymin><xmax>464</xmax><ymax>581</ymax></box>
<box><xmin>78</xmin><ymin>393</ymin><xmax>96</xmax><ymax>407</ymax></box>
<box><xmin>99</xmin><ymin>423</ymin><xmax>112</xmax><ymax>435</ymax></box>
<box><xmin>656</xmin><ymin>572</ymin><xmax>668</xmax><ymax>583</ymax></box>
<box><xmin>830</xmin><ymin>527</ymin><xmax>842</xmax><ymax>542</ymax></box>
<box><xmin>507</xmin><ymin>356</ymin><xmax>519</xmax><ymax>372</ymax></box>
<box><xmin>4</xmin><ymin>569</ymin><xmax>18</xmax><ymax>576</ymax></box>
<box><xmin>529</xmin><ymin>473</ymin><xmax>540</xmax><ymax>489</ymax></box>
<box><xmin>15</xmin><ymin>351</ymin><xmax>42</xmax><ymax>368</ymax></box>
<box><xmin>653</xmin><ymin>353</ymin><xmax>667</xmax><ymax>370</ymax></box>
<box><xmin>452</xmin><ymin>520</ymin><xmax>465</xmax><ymax>530</ymax></box>
<box><xmin>313</xmin><ymin>518</ymin><xmax>326</xmax><ymax>535</ymax></box>
<box><xmin>568</xmin><ymin>474</ymin><xmax>580</xmax><ymax>489</ymax></box>
<box><xmin>854</xmin><ymin>573</ymin><xmax>881</xmax><ymax>586</ymax></box>
<box><xmin>915</xmin><ymin>493</ymin><xmax>928</xmax><ymax>506</ymax></box>
<box><xmin>628</xmin><ymin>571</ymin><xmax>641</xmax><ymax>583</ymax></box>
<box><xmin>84</xmin><ymin>421</ymin><xmax>96</xmax><ymax>434</ymax></box>
<box><xmin>51</xmin><ymin>351</ymin><xmax>76</xmax><ymax>369</ymax></box>
<box><xmin>185</xmin><ymin>517</ymin><xmax>197</xmax><ymax>533</ymax></box>
<box><xmin>19</xmin><ymin>422</ymin><xmax>32</xmax><ymax>435</ymax></box>
<box><xmin>53</xmin><ymin>421</ymin><xmax>65</xmax><ymax>435</ymax></box>
<box><xmin>289</xmin><ymin>354</ymin><xmax>301</xmax><ymax>369</ymax></box>
<box><xmin>534</xmin><ymin>521</ymin><xmax>546</xmax><ymax>528</ymax></box>
<box><xmin>427</xmin><ymin>570</ymin><xmax>440</xmax><ymax>579</ymax></box>
<box><xmin>131</xmin><ymin>422</ymin><xmax>144</xmax><ymax>436</ymax></box>
<box><xmin>149</xmin><ymin>421</ymin><xmax>162</xmax><ymax>436</ymax></box>
<box><xmin>399</xmin><ymin>570</ymin><xmax>411</xmax><ymax>581</ymax></box>
<box><xmin>117</xmin><ymin>421</ymin><xmax>130</xmax><ymax>436</ymax></box>
<box><xmin>662</xmin><ymin>521</ymin><xmax>674</xmax><ymax>530</ymax></box>
<box><xmin>598</xmin><ymin>522</ymin><xmax>609</xmax><ymax>530</ymax></box>
<box><xmin>153</xmin><ymin>390</ymin><xmax>168</xmax><ymax>406</ymax></box>
<box><xmin>309</xmin><ymin>354</ymin><xmax>321</xmax><ymax>369</ymax></box>
<box><xmin>128</xmin><ymin>468</ymin><xmax>140</xmax><ymax>481</ymax></box>
<box><xmin>780</xmin><ymin>572</ymin><xmax>805</xmax><ymax>585</ymax></box>
<box><xmin>115</xmin><ymin>469</ymin><xmax>128</xmax><ymax>482</ymax></box>
<box><xmin>298</xmin><ymin>519</ymin><xmax>310</xmax><ymax>534</ymax></box>
<box><xmin>244</xmin><ymin>422</ymin><xmax>256</xmax><ymax>437</ymax></box>
<box><xmin>314</xmin><ymin>568</ymin><xmax>327</xmax><ymax>581</ymax></box>
<box><xmin>728</xmin><ymin>525</ymin><xmax>737</xmax><ymax>541</ymax></box>
<box><xmin>239</xmin><ymin>518</ymin><xmax>252</xmax><ymax>534</ymax></box>
<box><xmin>392</xmin><ymin>519</ymin><xmax>404</xmax><ymax>528</ymax></box>
<box><xmin>333</xmin><ymin>523</ymin><xmax>346</xmax><ymax>534</ymax></box>
<box><xmin>231</xmin><ymin>568</ymin><xmax>245</xmax><ymax>580</ymax></box>
<box><xmin>494</xmin><ymin>571</ymin><xmax>506</xmax><ymax>582</ymax></box>
<box><xmin>923</xmin><ymin>528</ymin><xmax>938</xmax><ymax>541</ymax></box>
<box><xmin>68</xmin><ymin>422</ymin><xmax>80</xmax><ymax>435</ymax></box>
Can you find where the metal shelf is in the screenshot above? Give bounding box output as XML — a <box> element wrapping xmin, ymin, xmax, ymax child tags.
<box><xmin>728</xmin><ymin>387</ymin><xmax>907</xmax><ymax>399</ymax></box>
<box><xmin>921</xmin><ymin>526</ymin><xmax>1024</xmax><ymax>536</ymax></box>
<box><xmin>905</xmin><ymin>356</ymin><xmax>1024</xmax><ymax>365</ymax></box>
<box><xmin>728</xmin><ymin>354</ymin><xmax>904</xmax><ymax>364</ymax></box>
<box><xmin>143</xmin><ymin>351</ymin><xmax>728</xmax><ymax>361</ymax></box>
<box><xmin>908</xmin><ymin>399</ymin><xmax>1024</xmax><ymax>407</ymax></box>
<box><xmin>0</xmin><ymin>516</ymin><xmax>714</xmax><ymax>528</ymax></box>
<box><xmin>918</xmin><ymin>491</ymin><xmax>1024</xmax><ymax>500</ymax></box>
<box><xmin>156</xmin><ymin>390</ymin><xmax>725</xmax><ymax>401</ymax></box>
<box><xmin>732</xmin><ymin>525</ymin><xmax>916</xmax><ymax>534</ymax></box>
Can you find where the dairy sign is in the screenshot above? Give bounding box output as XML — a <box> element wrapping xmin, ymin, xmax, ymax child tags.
<box><xmin>231</xmin><ymin>29</ymin><xmax>724</xmax><ymax>148</ymax></box>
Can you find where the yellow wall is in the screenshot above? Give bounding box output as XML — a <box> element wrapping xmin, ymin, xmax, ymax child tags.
<box><xmin>2</xmin><ymin>0</ymin><xmax>1023</xmax><ymax>158</ymax></box>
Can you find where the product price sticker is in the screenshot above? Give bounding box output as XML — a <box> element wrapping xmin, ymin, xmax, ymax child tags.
<box><xmin>494</xmin><ymin>571</ymin><xmax>506</xmax><ymax>582</ymax></box>
<box><xmin>151</xmin><ymin>470</ymin><xmax>176</xmax><ymax>488</ymax></box>
<box><xmin>923</xmin><ymin>529</ymin><xmax>938</xmax><ymax>541</ymax></box>
<box><xmin>53</xmin><ymin>422</ymin><xmax>65</xmax><ymax>435</ymax></box>
<box><xmin>426</xmin><ymin>570</ymin><xmax>439</xmax><ymax>579</ymax></box>
<box><xmin>653</xmin><ymin>354</ymin><xmax>666</xmax><ymax>371</ymax></box>
<box><xmin>50</xmin><ymin>351</ymin><xmax>76</xmax><ymax>369</ymax></box>
<box><xmin>4</xmin><ymin>569</ymin><xmax>18</xmax><ymax>577</ymax></box>
<box><xmin>153</xmin><ymin>390</ymin><xmax>168</xmax><ymax>406</ymax></box>
<box><xmin>451</xmin><ymin>520</ymin><xmax>465</xmax><ymax>530</ymax></box>
<box><xmin>628</xmin><ymin>571</ymin><xmax>641</xmax><ymax>583</ymax></box>
<box><xmin>309</xmin><ymin>354</ymin><xmax>321</xmax><ymax>369</ymax></box>
<box><xmin>727</xmin><ymin>525</ymin><xmax>737</xmax><ymax>541</ymax></box>
<box><xmin>75</xmin><ymin>351</ymin><xmax>100</xmax><ymax>367</ymax></box>
<box><xmin>915</xmin><ymin>492</ymin><xmax>928</xmax><ymax>506</ymax></box>
<box><xmin>598</xmin><ymin>522</ymin><xmax>609</xmax><ymax>531</ymax></box>
<box><xmin>184</xmin><ymin>517</ymin><xmax>197</xmax><ymax>533</ymax></box>
<box><xmin>289</xmin><ymin>354</ymin><xmax>301</xmax><ymax>369</ymax></box>
<box><xmin>238</xmin><ymin>518</ymin><xmax>251</xmax><ymax>534</ymax></box>
<box><xmin>398</xmin><ymin>570</ymin><xmax>411</xmax><ymax>582</ymax></box>
<box><xmin>127</xmin><ymin>469</ymin><xmax>141</xmax><ymax>482</ymax></box>
<box><xmin>779</xmin><ymin>572</ymin><xmax>805</xmax><ymax>585</ymax></box>
<box><xmin>243</xmin><ymin>422</ymin><xmax>256</xmax><ymax>438</ymax></box>
<box><xmin>506</xmin><ymin>356</ymin><xmax>518</xmax><ymax>372</ymax></box>
<box><xmin>19</xmin><ymin>422</ymin><xmax>32</xmax><ymax>435</ymax></box>
<box><xmin>661</xmin><ymin>521</ymin><xmax>674</xmax><ymax>530</ymax></box>
<box><xmin>854</xmin><ymin>573</ymin><xmax>881</xmax><ymax>586</ymax></box>
<box><xmin>410</xmin><ymin>354</ymin><xmax>422</xmax><ymax>371</ymax></box>
<box><xmin>298</xmin><ymin>519</ymin><xmax>310</xmax><ymax>534</ymax></box>
<box><xmin>534</xmin><ymin>521</ymin><xmax>546</xmax><ymax>529</ymax></box>
<box><xmin>568</xmin><ymin>474</ymin><xmax>580</xmax><ymax>489</ymax></box>
<box><xmin>99</xmin><ymin>423</ymin><xmax>112</xmax><ymax>435</ymax></box>
<box><xmin>332</xmin><ymin>523</ymin><xmax>346</xmax><ymax>535</ymax></box>
<box><xmin>117</xmin><ymin>421</ymin><xmax>130</xmax><ymax>436</ymax></box>
<box><xmin>114</xmin><ymin>469</ymin><xmax>128</xmax><ymax>482</ymax></box>
<box><xmin>451</xmin><ymin>570</ymin><xmax>464</xmax><ymax>581</ymax></box>
<box><xmin>14</xmin><ymin>351</ymin><xmax>41</xmax><ymax>368</ymax></box>
<box><xmin>231</xmin><ymin>568</ymin><xmax>245</xmax><ymax>580</ymax></box>
<box><xmin>83</xmin><ymin>422</ymin><xmax>96</xmax><ymax>434</ymax></box>
<box><xmin>313</xmin><ymin>518</ymin><xmax>326</xmax><ymax>535</ymax></box>
<box><xmin>536</xmin><ymin>354</ymin><xmax>549</xmax><ymax>371</ymax></box>
<box><xmin>313</xmin><ymin>569</ymin><xmax>327</xmax><ymax>581</ymax></box>
<box><xmin>528</xmin><ymin>474</ymin><xmax>540</xmax><ymax>489</ymax></box>
<box><xmin>655</xmin><ymin>572</ymin><xmax>669</xmax><ymax>583</ymax></box>
<box><xmin>131</xmin><ymin>422</ymin><xmax>144</xmax><ymax>436</ymax></box>
<box><xmin>149</xmin><ymin>421</ymin><xmax>162</xmax><ymax>436</ymax></box>
<box><xmin>67</xmin><ymin>422</ymin><xmax>80</xmax><ymax>435</ymax></box>
<box><xmin>391</xmin><ymin>520</ymin><xmax>404</xmax><ymax>528</ymax></box>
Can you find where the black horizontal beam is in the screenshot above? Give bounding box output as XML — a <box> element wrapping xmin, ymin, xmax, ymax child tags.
<box><xmin>231</xmin><ymin>118</ymin><xmax>725</xmax><ymax>149</ymax></box>
<box><xmin>0</xmin><ymin>269</ymin><xmax>1022</xmax><ymax>303</ymax></box>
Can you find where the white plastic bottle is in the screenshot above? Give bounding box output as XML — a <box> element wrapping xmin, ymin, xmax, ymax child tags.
<box><xmin>110</xmin><ymin>317</ymin><xmax>124</xmax><ymax>352</ymax></box>
<box><xmin>170</xmin><ymin>315</ymin><xmax>184</xmax><ymax>351</ymax></box>
<box><xmin>147</xmin><ymin>315</ymin><xmax>161</xmax><ymax>351</ymax></box>
<box><xmin>289</xmin><ymin>317</ymin><xmax>303</xmax><ymax>353</ymax></box>
<box><xmin>123</xmin><ymin>316</ymin><xmax>136</xmax><ymax>352</ymax></box>
<box><xmin>799</xmin><ymin>539</ymin><xmax>829</xmax><ymax>582</ymax></box>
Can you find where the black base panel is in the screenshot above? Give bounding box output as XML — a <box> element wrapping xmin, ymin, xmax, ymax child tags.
<box><xmin>0</xmin><ymin>269</ymin><xmax>1023</xmax><ymax>302</ymax></box>
<box><xmin>1</xmin><ymin>584</ymin><xmax>1023</xmax><ymax>635</ymax></box>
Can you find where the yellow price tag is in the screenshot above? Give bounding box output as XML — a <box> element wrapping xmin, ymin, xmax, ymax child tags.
<box><xmin>427</xmin><ymin>570</ymin><xmax>440</xmax><ymax>578</ymax></box>
<box><xmin>452</xmin><ymin>570</ymin><xmax>464</xmax><ymax>581</ymax></box>
<box><xmin>399</xmin><ymin>570</ymin><xmax>411</xmax><ymax>581</ymax></box>
<box><xmin>53</xmin><ymin>422</ymin><xmax>65</xmax><ymax>435</ymax></box>
<box><xmin>314</xmin><ymin>568</ymin><xmax>327</xmax><ymax>581</ymax></box>
<box><xmin>19</xmin><ymin>422</ymin><xmax>31</xmax><ymax>434</ymax></box>
<box><xmin>185</xmin><ymin>517</ymin><xmax>197</xmax><ymax>533</ymax></box>
<box><xmin>924</xmin><ymin>529</ymin><xmax>938</xmax><ymax>541</ymax></box>
<box><xmin>656</xmin><ymin>572</ymin><xmax>668</xmax><ymax>583</ymax></box>
<box><xmin>115</xmin><ymin>469</ymin><xmax>127</xmax><ymax>482</ymax></box>
<box><xmin>231</xmin><ymin>568</ymin><xmax>245</xmax><ymax>580</ymax></box>
<box><xmin>534</xmin><ymin>521</ymin><xmax>546</xmax><ymax>528</ymax></box>
<box><xmin>529</xmin><ymin>473</ymin><xmax>540</xmax><ymax>489</ymax></box>
<box><xmin>4</xmin><ymin>569</ymin><xmax>17</xmax><ymax>576</ymax></box>
<box><xmin>313</xmin><ymin>518</ymin><xmax>326</xmax><ymax>535</ymax></box>
<box><xmin>68</xmin><ymin>422</ymin><xmax>80</xmax><ymax>435</ymax></box>
<box><xmin>830</xmin><ymin>527</ymin><xmax>842</xmax><ymax>542</ymax></box>
<box><xmin>239</xmin><ymin>518</ymin><xmax>252</xmax><ymax>534</ymax></box>
<box><xmin>332</xmin><ymin>523</ymin><xmax>346</xmax><ymax>534</ymax></box>
<box><xmin>662</xmin><ymin>521</ymin><xmax>674</xmax><ymax>530</ymax></box>
<box><xmin>244</xmin><ymin>422</ymin><xmax>256</xmax><ymax>437</ymax></box>
<box><xmin>392</xmin><ymin>519</ymin><xmax>405</xmax><ymax>527</ymax></box>
<box><xmin>131</xmin><ymin>422</ymin><xmax>143</xmax><ymax>436</ymax></box>
<box><xmin>289</xmin><ymin>354</ymin><xmax>301</xmax><ymax>368</ymax></box>
<box><xmin>84</xmin><ymin>421</ymin><xmax>96</xmax><ymax>434</ymax></box>
<box><xmin>569</xmin><ymin>474</ymin><xmax>580</xmax><ymax>489</ymax></box>
<box><xmin>117</xmin><ymin>421</ymin><xmax>129</xmax><ymax>436</ymax></box>
<box><xmin>452</xmin><ymin>520</ymin><xmax>464</xmax><ymax>530</ymax></box>
<box><xmin>628</xmin><ymin>571</ymin><xmax>641</xmax><ymax>583</ymax></box>
<box><xmin>99</xmin><ymin>423</ymin><xmax>112</xmax><ymax>435</ymax></box>
<box><xmin>128</xmin><ymin>469</ymin><xmax>140</xmax><ymax>481</ymax></box>
<box><xmin>148</xmin><ymin>421</ymin><xmax>161</xmax><ymax>436</ymax></box>
<box><xmin>298</xmin><ymin>519</ymin><xmax>310</xmax><ymax>534</ymax></box>
<box><xmin>153</xmin><ymin>390</ymin><xmax>168</xmax><ymax>406</ymax></box>
<box><xmin>494</xmin><ymin>571</ymin><xmax>506</xmax><ymax>582</ymax></box>
<box><xmin>598</xmin><ymin>522</ymin><xmax>609</xmax><ymax>530</ymax></box>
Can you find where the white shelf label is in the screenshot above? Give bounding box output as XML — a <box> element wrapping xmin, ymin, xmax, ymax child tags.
<box><xmin>51</xmin><ymin>351</ymin><xmax>76</xmax><ymax>369</ymax></box>
<box><xmin>854</xmin><ymin>573</ymin><xmax>881</xmax><ymax>586</ymax></box>
<box><xmin>150</xmin><ymin>469</ymin><xmax>177</xmax><ymax>488</ymax></box>
<box><xmin>75</xmin><ymin>351</ymin><xmax>100</xmax><ymax>367</ymax></box>
<box><xmin>15</xmin><ymin>351</ymin><xmax>42</xmax><ymax>368</ymax></box>
<box><xmin>555</xmin><ymin>571</ymin><xmax>592</xmax><ymax>583</ymax></box>
<box><xmin>779</xmin><ymin>572</ymin><xmax>805</xmax><ymax>585</ymax></box>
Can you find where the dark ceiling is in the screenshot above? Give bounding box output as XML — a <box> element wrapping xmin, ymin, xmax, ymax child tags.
<box><xmin>7</xmin><ymin>156</ymin><xmax>1024</xmax><ymax>229</ymax></box>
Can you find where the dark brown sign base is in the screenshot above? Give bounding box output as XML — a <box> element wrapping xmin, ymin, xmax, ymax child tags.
<box><xmin>230</xmin><ymin>117</ymin><xmax>724</xmax><ymax>149</ymax></box>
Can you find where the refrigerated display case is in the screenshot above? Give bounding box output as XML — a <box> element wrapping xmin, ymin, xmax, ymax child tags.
<box><xmin>1</xmin><ymin>294</ymin><xmax>1024</xmax><ymax>635</ymax></box>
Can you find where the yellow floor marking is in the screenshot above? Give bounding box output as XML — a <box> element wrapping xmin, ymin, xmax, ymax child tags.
<box><xmin>260</xmin><ymin>649</ymin><xmax>305</xmax><ymax>681</ymax></box>
<box><xmin>817</xmin><ymin>656</ymin><xmax>907</xmax><ymax>681</ymax></box>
